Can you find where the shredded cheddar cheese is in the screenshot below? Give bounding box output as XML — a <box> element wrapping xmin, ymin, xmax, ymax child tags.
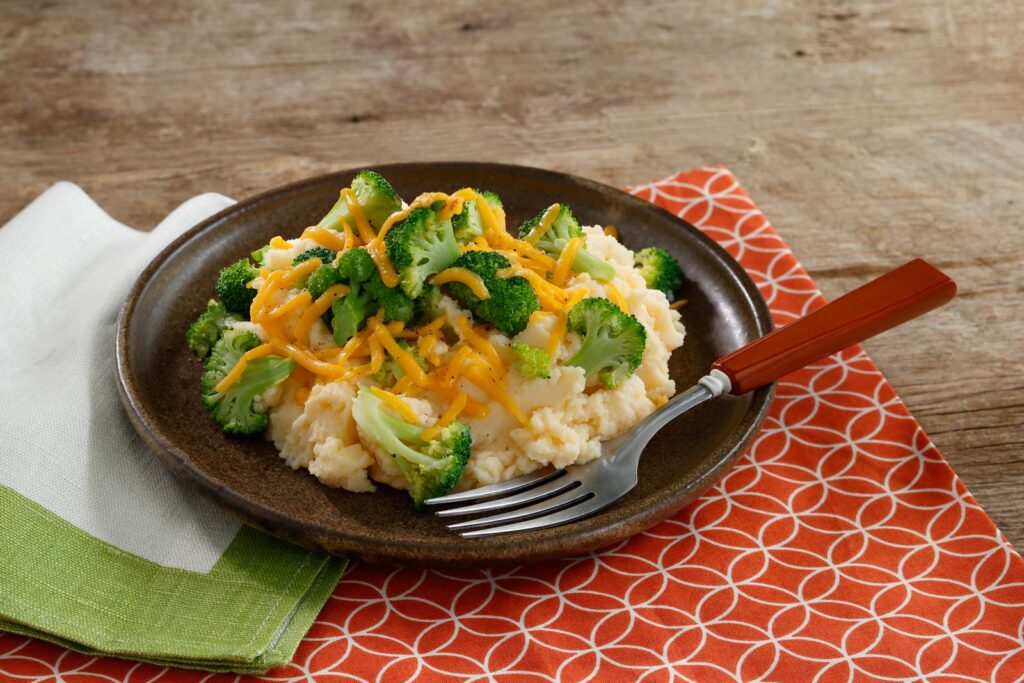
<box><xmin>269</xmin><ymin>235</ymin><xmax>291</xmax><ymax>250</ymax></box>
<box><xmin>418</xmin><ymin>316</ymin><xmax>447</xmax><ymax>336</ymax></box>
<box><xmin>474</xmin><ymin>192</ymin><xmax>504</xmax><ymax>242</ymax></box>
<box><xmin>369</xmin><ymin>387</ymin><xmax>420</xmax><ymax>424</ymax></box>
<box><xmin>605</xmin><ymin>282</ymin><xmax>629</xmax><ymax>313</ymax></box>
<box><xmin>301</xmin><ymin>226</ymin><xmax>348</xmax><ymax>251</ymax></box>
<box><xmin>546</xmin><ymin>288</ymin><xmax>589</xmax><ymax>357</ymax></box>
<box><xmin>293</xmin><ymin>284</ymin><xmax>349</xmax><ymax>343</ymax></box>
<box><xmin>340</xmin><ymin>188</ymin><xmax>376</xmax><ymax>243</ymax></box>
<box><xmin>433</xmin><ymin>267</ymin><xmax>490</xmax><ymax>300</ymax></box>
<box><xmin>552</xmin><ymin>236</ymin><xmax>582</xmax><ymax>287</ymax></box>
<box><xmin>373</xmin><ymin>322</ymin><xmax>429</xmax><ymax>387</ymax></box>
<box><xmin>421</xmin><ymin>392</ymin><xmax>467</xmax><ymax>441</ymax></box>
<box><xmin>283</xmin><ymin>258</ymin><xmax>322</xmax><ymax>286</ymax></box>
<box><xmin>456</xmin><ymin>316</ymin><xmax>505</xmax><ymax>376</ymax></box>
<box><xmin>368</xmin><ymin>333</ymin><xmax>385</xmax><ymax>372</ymax></box>
<box><xmin>250</xmin><ymin>269</ymin><xmax>286</xmax><ymax>320</ymax></box>
<box><xmin>461</xmin><ymin>360</ymin><xmax>528</xmax><ymax>427</ymax></box>
<box><xmin>341</xmin><ymin>220</ymin><xmax>359</xmax><ymax>250</ymax></box>
<box><xmin>268</xmin><ymin>290</ymin><xmax>313</xmax><ymax>320</ymax></box>
<box><xmin>213</xmin><ymin>344</ymin><xmax>275</xmax><ymax>393</ymax></box>
<box><xmin>523</xmin><ymin>203</ymin><xmax>561</xmax><ymax>245</ymax></box>
<box><xmin>437</xmin><ymin>344</ymin><xmax>473</xmax><ymax>388</ymax></box>
<box><xmin>670</xmin><ymin>299</ymin><xmax>688</xmax><ymax>310</ymax></box>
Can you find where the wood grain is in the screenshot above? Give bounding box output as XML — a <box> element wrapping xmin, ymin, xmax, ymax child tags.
<box><xmin>2</xmin><ymin>0</ymin><xmax>1022</xmax><ymax>544</ymax></box>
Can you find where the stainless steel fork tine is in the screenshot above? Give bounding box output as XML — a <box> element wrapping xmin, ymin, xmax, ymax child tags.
<box><xmin>446</xmin><ymin>487</ymin><xmax>593</xmax><ymax>531</ymax></box>
<box><xmin>457</xmin><ymin>495</ymin><xmax>617</xmax><ymax>538</ymax></box>
<box><xmin>435</xmin><ymin>475</ymin><xmax>582</xmax><ymax>517</ymax></box>
<box><xmin>423</xmin><ymin>468</ymin><xmax>563</xmax><ymax>506</ymax></box>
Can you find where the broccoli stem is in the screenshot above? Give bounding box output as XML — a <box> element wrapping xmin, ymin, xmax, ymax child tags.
<box><xmin>351</xmin><ymin>391</ymin><xmax>432</xmax><ymax>466</ymax></box>
<box><xmin>317</xmin><ymin>194</ymin><xmax>352</xmax><ymax>232</ymax></box>
<box><xmin>571</xmin><ymin>247</ymin><xmax>616</xmax><ymax>282</ymax></box>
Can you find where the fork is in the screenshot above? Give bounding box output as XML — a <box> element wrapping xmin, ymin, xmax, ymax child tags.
<box><xmin>425</xmin><ymin>259</ymin><xmax>956</xmax><ymax>537</ymax></box>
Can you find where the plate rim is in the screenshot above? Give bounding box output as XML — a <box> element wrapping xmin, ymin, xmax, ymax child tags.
<box><xmin>115</xmin><ymin>161</ymin><xmax>775</xmax><ymax>567</ymax></box>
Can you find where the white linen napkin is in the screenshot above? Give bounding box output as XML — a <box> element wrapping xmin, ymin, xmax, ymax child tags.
<box><xmin>0</xmin><ymin>182</ymin><xmax>241</xmax><ymax>572</ymax></box>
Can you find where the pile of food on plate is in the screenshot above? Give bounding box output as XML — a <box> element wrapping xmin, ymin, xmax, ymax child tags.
<box><xmin>187</xmin><ymin>171</ymin><xmax>686</xmax><ymax>508</ymax></box>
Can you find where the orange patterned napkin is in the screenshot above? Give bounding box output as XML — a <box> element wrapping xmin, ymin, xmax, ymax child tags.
<box><xmin>3</xmin><ymin>167</ymin><xmax>1022</xmax><ymax>682</ymax></box>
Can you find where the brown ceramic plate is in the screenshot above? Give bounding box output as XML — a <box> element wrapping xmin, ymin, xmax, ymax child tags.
<box><xmin>116</xmin><ymin>162</ymin><xmax>773</xmax><ymax>568</ymax></box>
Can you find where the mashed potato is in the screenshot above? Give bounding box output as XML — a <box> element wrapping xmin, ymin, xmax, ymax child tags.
<box><xmin>263</xmin><ymin>227</ymin><xmax>685</xmax><ymax>491</ymax></box>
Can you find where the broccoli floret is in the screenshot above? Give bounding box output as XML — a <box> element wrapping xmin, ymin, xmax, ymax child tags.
<box><xmin>338</xmin><ymin>247</ymin><xmax>376</xmax><ymax>283</ymax></box>
<box><xmin>371</xmin><ymin>339</ymin><xmax>428</xmax><ymax>386</ymax></box>
<box><xmin>442</xmin><ymin>251</ymin><xmax>539</xmax><ymax>336</ymax></box>
<box><xmin>352</xmin><ymin>387</ymin><xmax>472</xmax><ymax>508</ymax></box>
<box><xmin>318</xmin><ymin>170</ymin><xmax>403</xmax><ymax>232</ymax></box>
<box><xmin>293</xmin><ymin>246</ymin><xmax>336</xmax><ymax>266</ymax></box>
<box><xmin>365</xmin><ymin>274</ymin><xmax>415</xmax><ymax>323</ymax></box>
<box><xmin>452</xmin><ymin>189</ymin><xmax>502</xmax><ymax>243</ymax></box>
<box><xmin>634</xmin><ymin>247</ymin><xmax>683</xmax><ymax>295</ymax></box>
<box><xmin>413</xmin><ymin>283</ymin><xmax>445</xmax><ymax>324</ymax></box>
<box><xmin>385</xmin><ymin>203</ymin><xmax>461</xmax><ymax>299</ymax></box>
<box><xmin>200</xmin><ymin>329</ymin><xmax>296</xmax><ymax>435</ymax></box>
<box><xmin>330</xmin><ymin>281</ymin><xmax>377</xmax><ymax>345</ymax></box>
<box><xmin>565</xmin><ymin>297</ymin><xmax>647</xmax><ymax>390</ymax></box>
<box><xmin>306</xmin><ymin>264</ymin><xmax>343</xmax><ymax>300</ymax></box>
<box><xmin>215</xmin><ymin>258</ymin><xmax>260</xmax><ymax>317</ymax></box>
<box><xmin>187</xmin><ymin>300</ymin><xmax>240</xmax><ymax>360</ymax></box>
<box><xmin>518</xmin><ymin>205</ymin><xmax>615</xmax><ymax>282</ymax></box>
<box><xmin>510</xmin><ymin>342</ymin><xmax>551</xmax><ymax>380</ymax></box>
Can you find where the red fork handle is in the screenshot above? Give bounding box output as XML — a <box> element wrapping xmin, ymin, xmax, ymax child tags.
<box><xmin>711</xmin><ymin>259</ymin><xmax>956</xmax><ymax>395</ymax></box>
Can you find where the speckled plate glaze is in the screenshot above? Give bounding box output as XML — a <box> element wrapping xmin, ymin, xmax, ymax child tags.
<box><xmin>116</xmin><ymin>162</ymin><xmax>774</xmax><ymax>568</ymax></box>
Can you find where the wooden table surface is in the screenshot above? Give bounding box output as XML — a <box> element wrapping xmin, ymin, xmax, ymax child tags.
<box><xmin>3</xmin><ymin>1</ymin><xmax>1021</xmax><ymax>544</ymax></box>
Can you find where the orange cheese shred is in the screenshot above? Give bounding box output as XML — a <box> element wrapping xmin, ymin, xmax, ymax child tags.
<box><xmin>546</xmin><ymin>288</ymin><xmax>589</xmax><ymax>357</ymax></box>
<box><xmin>369</xmin><ymin>387</ymin><xmax>420</xmax><ymax>424</ymax></box>
<box><xmin>213</xmin><ymin>344</ymin><xmax>275</xmax><ymax>393</ymax></box>
<box><xmin>497</xmin><ymin>265</ymin><xmax>567</xmax><ymax>313</ymax></box>
<box><xmin>523</xmin><ymin>203</ymin><xmax>561</xmax><ymax>245</ymax></box>
<box><xmin>368</xmin><ymin>333</ymin><xmax>385</xmax><ymax>372</ymax></box>
<box><xmin>461</xmin><ymin>361</ymin><xmax>528</xmax><ymax>427</ymax></box>
<box><xmin>250</xmin><ymin>269</ymin><xmax>287</xmax><ymax>320</ymax></box>
<box><xmin>491</xmin><ymin>233</ymin><xmax>558</xmax><ymax>272</ymax></box>
<box><xmin>373</xmin><ymin>323</ymin><xmax>429</xmax><ymax>387</ymax></box>
<box><xmin>268</xmin><ymin>290</ymin><xmax>313</xmax><ymax>320</ymax></box>
<box><xmin>603</xmin><ymin>225</ymin><xmax>619</xmax><ymax>240</ymax></box>
<box><xmin>283</xmin><ymin>258</ymin><xmax>322</xmax><ymax>287</ymax></box>
<box><xmin>433</xmin><ymin>268</ymin><xmax>490</xmax><ymax>300</ymax></box>
<box><xmin>552</xmin><ymin>237</ymin><xmax>582</xmax><ymax>287</ymax></box>
<box><xmin>421</xmin><ymin>392</ymin><xmax>467</xmax><ymax>442</ymax></box>
<box><xmin>418</xmin><ymin>316</ymin><xmax>447</xmax><ymax>336</ymax></box>
<box><xmin>474</xmin><ymin>193</ymin><xmax>507</xmax><ymax>243</ymax></box>
<box><xmin>374</xmin><ymin>191</ymin><xmax>449</xmax><ymax>244</ymax></box>
<box><xmin>368</xmin><ymin>243</ymin><xmax>401</xmax><ymax>289</ymax></box>
<box><xmin>670</xmin><ymin>299</ymin><xmax>688</xmax><ymax>310</ymax></box>
<box><xmin>456</xmin><ymin>317</ymin><xmax>505</xmax><ymax>377</ymax></box>
<box><xmin>269</xmin><ymin>235</ymin><xmax>291</xmax><ymax>250</ymax></box>
<box><xmin>301</xmin><ymin>226</ymin><xmax>348</xmax><ymax>251</ymax></box>
<box><xmin>341</xmin><ymin>219</ymin><xmax>360</xmax><ymax>250</ymax></box>
<box><xmin>269</xmin><ymin>340</ymin><xmax>350</xmax><ymax>379</ymax></box>
<box><xmin>437</xmin><ymin>344</ymin><xmax>473</xmax><ymax>388</ymax></box>
<box><xmin>605</xmin><ymin>282</ymin><xmax>629</xmax><ymax>314</ymax></box>
<box><xmin>429</xmin><ymin>382</ymin><xmax>488</xmax><ymax>419</ymax></box>
<box><xmin>436</xmin><ymin>195</ymin><xmax>465</xmax><ymax>222</ymax></box>
<box><xmin>340</xmin><ymin>188</ymin><xmax>376</xmax><ymax>243</ymax></box>
<box><xmin>294</xmin><ymin>284</ymin><xmax>349</xmax><ymax>343</ymax></box>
